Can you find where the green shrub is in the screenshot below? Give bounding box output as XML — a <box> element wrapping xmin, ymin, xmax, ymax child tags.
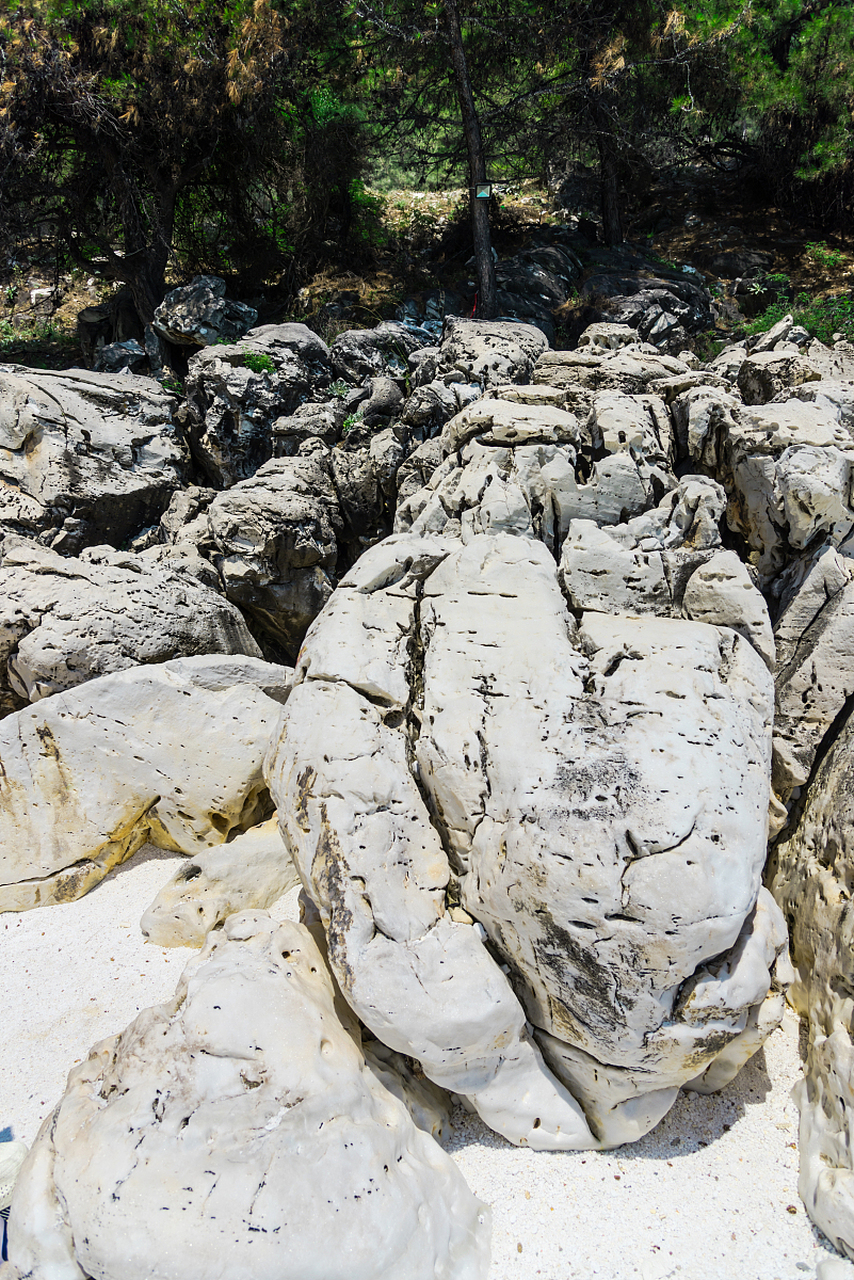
<box><xmin>244</xmin><ymin>352</ymin><xmax>275</xmax><ymax>374</ymax></box>
<box><xmin>744</xmin><ymin>291</ymin><xmax>854</xmax><ymax>345</ymax></box>
<box><xmin>805</xmin><ymin>241</ymin><xmax>845</xmax><ymax>272</ymax></box>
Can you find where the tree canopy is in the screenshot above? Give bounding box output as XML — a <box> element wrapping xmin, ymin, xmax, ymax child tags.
<box><xmin>0</xmin><ymin>0</ymin><xmax>850</xmax><ymax>329</ymax></box>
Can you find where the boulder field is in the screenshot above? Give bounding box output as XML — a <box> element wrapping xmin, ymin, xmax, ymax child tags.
<box><xmin>3</xmin><ymin>297</ymin><xmax>854</xmax><ymax>1277</ymax></box>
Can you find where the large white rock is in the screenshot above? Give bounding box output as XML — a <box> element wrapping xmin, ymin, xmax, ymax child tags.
<box><xmin>5</xmin><ymin>912</ymin><xmax>490</xmax><ymax>1280</ymax></box>
<box><xmin>266</xmin><ymin>532</ymin><xmax>786</xmax><ymax>1149</ymax></box>
<box><xmin>0</xmin><ymin>655</ymin><xmax>291</xmax><ymax>911</ymax></box>
<box><xmin>0</xmin><ymin>539</ymin><xmax>262</xmax><ymax>715</ymax></box>
<box><xmin>769</xmin><ymin>704</ymin><xmax>854</xmax><ymax>1259</ymax></box>
<box><xmin>140</xmin><ymin>815</ymin><xmax>300</xmax><ymax>946</ymax></box>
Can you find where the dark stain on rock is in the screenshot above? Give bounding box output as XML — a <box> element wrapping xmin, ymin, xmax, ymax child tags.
<box><xmin>294</xmin><ymin>766</ymin><xmax>316</xmax><ymax>833</ymax></box>
<box><xmin>314</xmin><ymin>801</ymin><xmax>355</xmax><ymax>988</ymax></box>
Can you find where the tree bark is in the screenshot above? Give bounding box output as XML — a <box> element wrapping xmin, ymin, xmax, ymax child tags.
<box><xmin>443</xmin><ymin>0</ymin><xmax>498</xmax><ymax>319</ymax></box>
<box><xmin>590</xmin><ymin>93</ymin><xmax>624</xmax><ymax>247</ymax></box>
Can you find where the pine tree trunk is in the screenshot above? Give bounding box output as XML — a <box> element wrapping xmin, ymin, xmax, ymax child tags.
<box><xmin>444</xmin><ymin>0</ymin><xmax>498</xmax><ymax>319</ymax></box>
<box><xmin>591</xmin><ymin>94</ymin><xmax>624</xmax><ymax>248</ymax></box>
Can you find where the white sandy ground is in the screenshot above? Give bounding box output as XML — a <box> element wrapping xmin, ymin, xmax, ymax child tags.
<box><xmin>2</xmin><ymin>845</ymin><xmax>852</xmax><ymax>1280</ymax></box>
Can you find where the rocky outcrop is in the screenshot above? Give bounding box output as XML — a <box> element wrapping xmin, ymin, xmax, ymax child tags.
<box><xmin>770</xmin><ymin>544</ymin><xmax>854</xmax><ymax>798</ymax></box>
<box><xmin>676</xmin><ymin>386</ymin><xmax>854</xmax><ymax>585</ymax></box>
<box><xmin>152</xmin><ymin>275</ymin><xmax>258</xmax><ymax>346</ymax></box>
<box><xmin>5</xmin><ymin>912</ymin><xmax>490</xmax><ymax>1280</ymax></box>
<box><xmin>0</xmin><ymin>538</ymin><xmax>261</xmax><ymax>716</ymax></box>
<box><xmin>0</xmin><ymin>366</ymin><xmax>185</xmax><ymax>551</ymax></box>
<box><xmin>0</xmin><ymin>655</ymin><xmax>290</xmax><ymax>911</ymax></box>
<box><xmin>395</xmin><ymin>381</ymin><xmax>676</xmax><ymax>547</ymax></box>
<box><xmin>266</xmin><ymin>531</ymin><xmax>787</xmax><ymax>1149</ymax></box>
<box><xmin>184</xmin><ymin>324</ymin><xmax>332</xmax><ymax>486</ymax></box>
<box><xmin>559</xmin><ymin>477</ymin><xmax>775</xmax><ymax>670</ymax></box>
<box><xmin>769</xmin><ymin>703</ymin><xmax>854</xmax><ymax>1260</ymax></box>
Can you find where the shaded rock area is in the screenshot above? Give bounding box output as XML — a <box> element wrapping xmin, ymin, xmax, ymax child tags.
<box><xmin>152</xmin><ymin>274</ymin><xmax>258</xmax><ymax>347</ymax></box>
<box><xmin>0</xmin><ymin>365</ymin><xmax>185</xmax><ymax>551</ymax></box>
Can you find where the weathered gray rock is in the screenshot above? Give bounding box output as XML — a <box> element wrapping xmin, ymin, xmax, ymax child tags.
<box><xmin>140</xmin><ymin>815</ymin><xmax>299</xmax><ymax>946</ymax></box>
<box><xmin>676</xmin><ymin>387</ymin><xmax>854</xmax><ymax>584</ymax></box>
<box><xmin>207</xmin><ymin>456</ymin><xmax>343</xmax><ymax>656</ymax></box>
<box><xmin>576</xmin><ymin>322</ymin><xmax>639</xmax><ymax>354</ymax></box>
<box><xmin>91</xmin><ymin>339</ymin><xmax>147</xmax><ymax>374</ymax></box>
<box><xmin>184</xmin><ymin>325</ymin><xmax>332</xmax><ymax>486</ymax></box>
<box><xmin>0</xmin><ymin>538</ymin><xmax>261</xmax><ymax>716</ymax></box>
<box><xmin>0</xmin><ymin>366</ymin><xmax>185</xmax><ymax>550</ymax></box>
<box><xmin>736</xmin><ymin>350</ymin><xmax>821</xmax><ymax>405</ymax></box>
<box><xmin>748</xmin><ymin>314</ymin><xmax>794</xmax><ymax>354</ymax></box>
<box><xmin>769</xmin><ymin>704</ymin><xmax>854</xmax><ymax>1259</ymax></box>
<box><xmin>534</xmin><ymin>347</ymin><xmax>690</xmax><ymax>396</ymax></box>
<box><xmin>5</xmin><ymin>912</ymin><xmax>490</xmax><ymax>1280</ymax></box>
<box><xmin>331</xmin><ymin>322</ymin><xmax>429</xmax><ymax>383</ymax></box>
<box><xmin>0</xmin><ymin>655</ymin><xmax>290</xmax><ymax>911</ymax></box>
<box><xmin>436</xmin><ymin>317</ymin><xmax>549</xmax><ymax>389</ymax></box>
<box><xmin>272</xmin><ymin>402</ymin><xmax>340</xmax><ymax>455</ymax></box>
<box><xmin>558</xmin><ymin>479</ymin><xmax>774</xmax><ymax>670</ymax></box>
<box><xmin>267</xmin><ymin>531</ymin><xmax>785</xmax><ymax>1149</ymax></box>
<box><xmin>395</xmin><ymin>389</ymin><xmax>675</xmax><ymax>547</ymax></box>
<box><xmin>772</xmin><ymin>545</ymin><xmax>854</xmax><ymax>797</ymax></box>
<box><xmin>152</xmin><ymin>275</ymin><xmax>257</xmax><ymax>346</ymax></box>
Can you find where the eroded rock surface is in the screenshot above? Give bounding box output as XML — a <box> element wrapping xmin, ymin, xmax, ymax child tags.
<box><xmin>769</xmin><ymin>704</ymin><xmax>854</xmax><ymax>1259</ymax></box>
<box><xmin>140</xmin><ymin>815</ymin><xmax>299</xmax><ymax>946</ymax></box>
<box><xmin>5</xmin><ymin>912</ymin><xmax>490</xmax><ymax>1280</ymax></box>
<box><xmin>0</xmin><ymin>538</ymin><xmax>261</xmax><ymax>715</ymax></box>
<box><xmin>266</xmin><ymin>531</ymin><xmax>786</xmax><ymax>1148</ymax></box>
<box><xmin>0</xmin><ymin>366</ymin><xmax>185</xmax><ymax>550</ymax></box>
<box><xmin>0</xmin><ymin>655</ymin><xmax>290</xmax><ymax>911</ymax></box>
<box><xmin>395</xmin><ymin>386</ymin><xmax>676</xmax><ymax>548</ymax></box>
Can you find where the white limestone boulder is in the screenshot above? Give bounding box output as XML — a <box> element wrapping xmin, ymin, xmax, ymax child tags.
<box><xmin>5</xmin><ymin>912</ymin><xmax>490</xmax><ymax>1280</ymax></box>
<box><xmin>772</xmin><ymin>545</ymin><xmax>854</xmax><ymax>797</ymax></box>
<box><xmin>0</xmin><ymin>538</ymin><xmax>261</xmax><ymax>716</ymax></box>
<box><xmin>0</xmin><ymin>655</ymin><xmax>291</xmax><ymax>911</ymax></box>
<box><xmin>769</xmin><ymin>704</ymin><xmax>854</xmax><ymax>1259</ymax></box>
<box><xmin>0</xmin><ymin>366</ymin><xmax>185</xmax><ymax>550</ymax></box>
<box><xmin>395</xmin><ymin>388</ymin><xmax>675</xmax><ymax>548</ymax></box>
<box><xmin>140</xmin><ymin>815</ymin><xmax>300</xmax><ymax>946</ymax></box>
<box><xmin>266</xmin><ymin>532</ymin><xmax>786</xmax><ymax>1149</ymax></box>
<box><xmin>675</xmin><ymin>386</ymin><xmax>854</xmax><ymax>584</ymax></box>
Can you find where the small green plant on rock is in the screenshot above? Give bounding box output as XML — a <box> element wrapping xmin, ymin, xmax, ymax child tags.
<box><xmin>341</xmin><ymin>410</ymin><xmax>364</xmax><ymax>438</ymax></box>
<box><xmin>244</xmin><ymin>352</ymin><xmax>275</xmax><ymax>374</ymax></box>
